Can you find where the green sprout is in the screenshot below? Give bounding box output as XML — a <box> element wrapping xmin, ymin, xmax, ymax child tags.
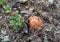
<box><xmin>9</xmin><ymin>11</ymin><xmax>24</xmax><ymax>30</ymax></box>
<box><xmin>3</xmin><ymin>5</ymin><xmax>12</xmax><ymax>14</ymax></box>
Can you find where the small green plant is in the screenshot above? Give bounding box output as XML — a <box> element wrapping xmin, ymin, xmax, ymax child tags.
<box><xmin>3</xmin><ymin>5</ymin><xmax>12</xmax><ymax>14</ymax></box>
<box><xmin>9</xmin><ymin>11</ymin><xmax>24</xmax><ymax>30</ymax></box>
<box><xmin>0</xmin><ymin>0</ymin><xmax>6</xmax><ymax>4</ymax></box>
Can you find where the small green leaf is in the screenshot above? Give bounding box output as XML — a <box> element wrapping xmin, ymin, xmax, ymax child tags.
<box><xmin>5</xmin><ymin>10</ymin><xmax>10</xmax><ymax>13</ymax></box>
<box><xmin>13</xmin><ymin>25</ymin><xmax>18</xmax><ymax>30</ymax></box>
<box><xmin>15</xmin><ymin>22</ymin><xmax>19</xmax><ymax>26</ymax></box>
<box><xmin>19</xmin><ymin>23</ymin><xmax>22</xmax><ymax>26</ymax></box>
<box><xmin>10</xmin><ymin>20</ymin><xmax>15</xmax><ymax>26</ymax></box>
<box><xmin>3</xmin><ymin>5</ymin><xmax>12</xmax><ymax>14</ymax></box>
<box><xmin>15</xmin><ymin>10</ymin><xmax>19</xmax><ymax>14</ymax></box>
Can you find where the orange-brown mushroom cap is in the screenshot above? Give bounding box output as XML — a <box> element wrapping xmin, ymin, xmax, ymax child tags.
<box><xmin>29</xmin><ymin>16</ymin><xmax>43</xmax><ymax>30</ymax></box>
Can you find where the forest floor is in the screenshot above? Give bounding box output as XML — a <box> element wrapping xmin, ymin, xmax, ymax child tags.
<box><xmin>0</xmin><ymin>0</ymin><xmax>60</xmax><ymax>42</ymax></box>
